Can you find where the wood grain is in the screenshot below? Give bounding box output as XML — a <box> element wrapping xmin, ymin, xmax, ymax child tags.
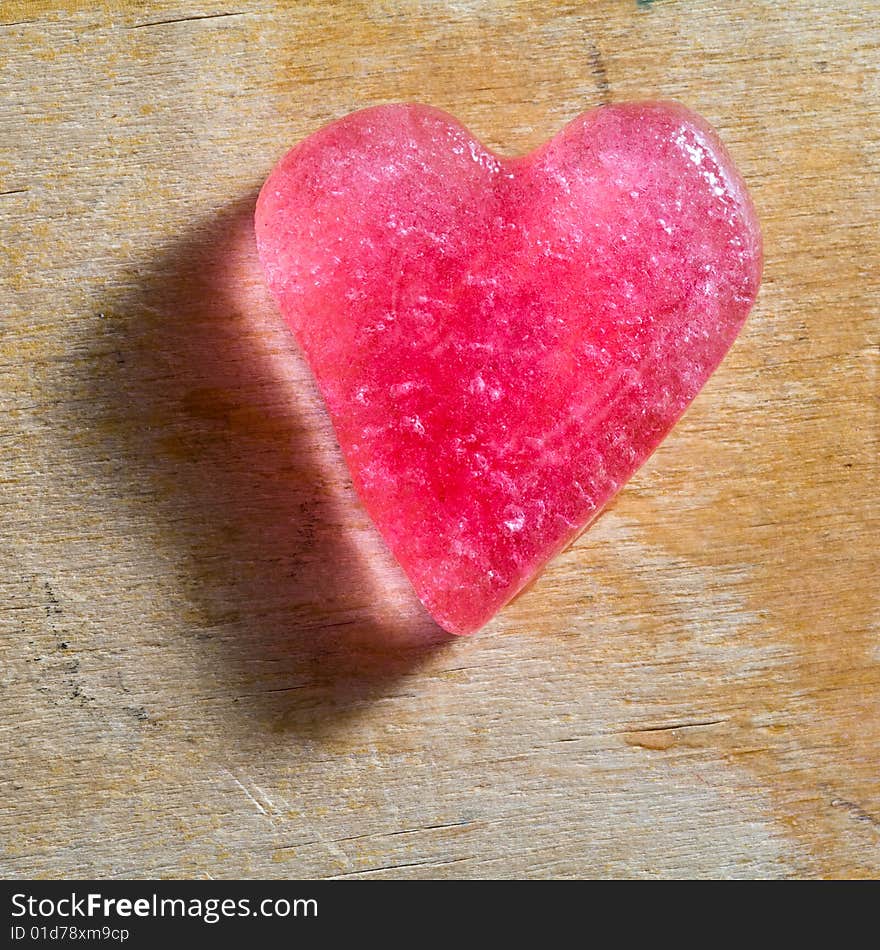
<box><xmin>1</xmin><ymin>0</ymin><xmax>877</xmax><ymax>879</ymax></box>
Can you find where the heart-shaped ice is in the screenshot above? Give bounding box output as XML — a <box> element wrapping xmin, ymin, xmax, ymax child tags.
<box><xmin>255</xmin><ymin>102</ymin><xmax>762</xmax><ymax>635</ymax></box>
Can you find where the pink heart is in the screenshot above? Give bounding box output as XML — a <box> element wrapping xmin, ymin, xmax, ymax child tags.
<box><xmin>255</xmin><ymin>102</ymin><xmax>762</xmax><ymax>635</ymax></box>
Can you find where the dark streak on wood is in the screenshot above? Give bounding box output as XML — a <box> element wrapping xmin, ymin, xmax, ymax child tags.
<box><xmin>587</xmin><ymin>41</ymin><xmax>612</xmax><ymax>105</ymax></box>
<box><xmin>625</xmin><ymin>717</ymin><xmax>729</xmax><ymax>734</ymax></box>
<box><xmin>130</xmin><ymin>11</ymin><xmax>246</xmax><ymax>30</ymax></box>
<box><xmin>285</xmin><ymin>818</ymin><xmax>471</xmax><ymax>852</ymax></box>
<box><xmin>324</xmin><ymin>855</ymin><xmax>474</xmax><ymax>879</ymax></box>
<box><xmin>830</xmin><ymin>798</ymin><xmax>880</xmax><ymax>830</ymax></box>
<box><xmin>384</xmin><ymin>819</ymin><xmax>471</xmax><ymax>837</ymax></box>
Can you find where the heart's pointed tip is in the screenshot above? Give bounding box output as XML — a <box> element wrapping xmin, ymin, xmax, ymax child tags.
<box><xmin>414</xmin><ymin>591</ymin><xmax>491</xmax><ymax>638</ymax></box>
<box><xmin>441</xmin><ymin>622</ymin><xmax>481</xmax><ymax>638</ymax></box>
<box><xmin>431</xmin><ymin>614</ymin><xmax>488</xmax><ymax>638</ymax></box>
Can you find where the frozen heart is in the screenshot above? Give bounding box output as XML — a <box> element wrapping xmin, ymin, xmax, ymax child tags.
<box><xmin>255</xmin><ymin>101</ymin><xmax>762</xmax><ymax>634</ymax></box>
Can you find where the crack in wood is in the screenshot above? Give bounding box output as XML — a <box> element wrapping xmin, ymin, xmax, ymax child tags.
<box><xmin>623</xmin><ymin>717</ymin><xmax>729</xmax><ymax>734</ymax></box>
<box><xmin>587</xmin><ymin>41</ymin><xmax>612</xmax><ymax>105</ymax></box>
<box><xmin>322</xmin><ymin>855</ymin><xmax>474</xmax><ymax>879</ymax></box>
<box><xmin>830</xmin><ymin>797</ymin><xmax>880</xmax><ymax>830</ymax></box>
<box><xmin>130</xmin><ymin>11</ymin><xmax>246</xmax><ymax>30</ymax></box>
<box><xmin>279</xmin><ymin>818</ymin><xmax>472</xmax><ymax>854</ymax></box>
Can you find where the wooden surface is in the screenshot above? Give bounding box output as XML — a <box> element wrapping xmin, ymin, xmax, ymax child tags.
<box><xmin>1</xmin><ymin>0</ymin><xmax>877</xmax><ymax>880</ymax></box>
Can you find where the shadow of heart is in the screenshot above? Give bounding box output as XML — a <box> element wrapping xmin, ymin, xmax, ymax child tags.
<box><xmin>79</xmin><ymin>192</ymin><xmax>450</xmax><ymax>739</ymax></box>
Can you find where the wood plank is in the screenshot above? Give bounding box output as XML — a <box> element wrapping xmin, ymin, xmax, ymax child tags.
<box><xmin>1</xmin><ymin>0</ymin><xmax>877</xmax><ymax>878</ymax></box>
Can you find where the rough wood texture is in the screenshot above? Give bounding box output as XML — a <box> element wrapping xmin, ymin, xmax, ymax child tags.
<box><xmin>1</xmin><ymin>1</ymin><xmax>877</xmax><ymax>879</ymax></box>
